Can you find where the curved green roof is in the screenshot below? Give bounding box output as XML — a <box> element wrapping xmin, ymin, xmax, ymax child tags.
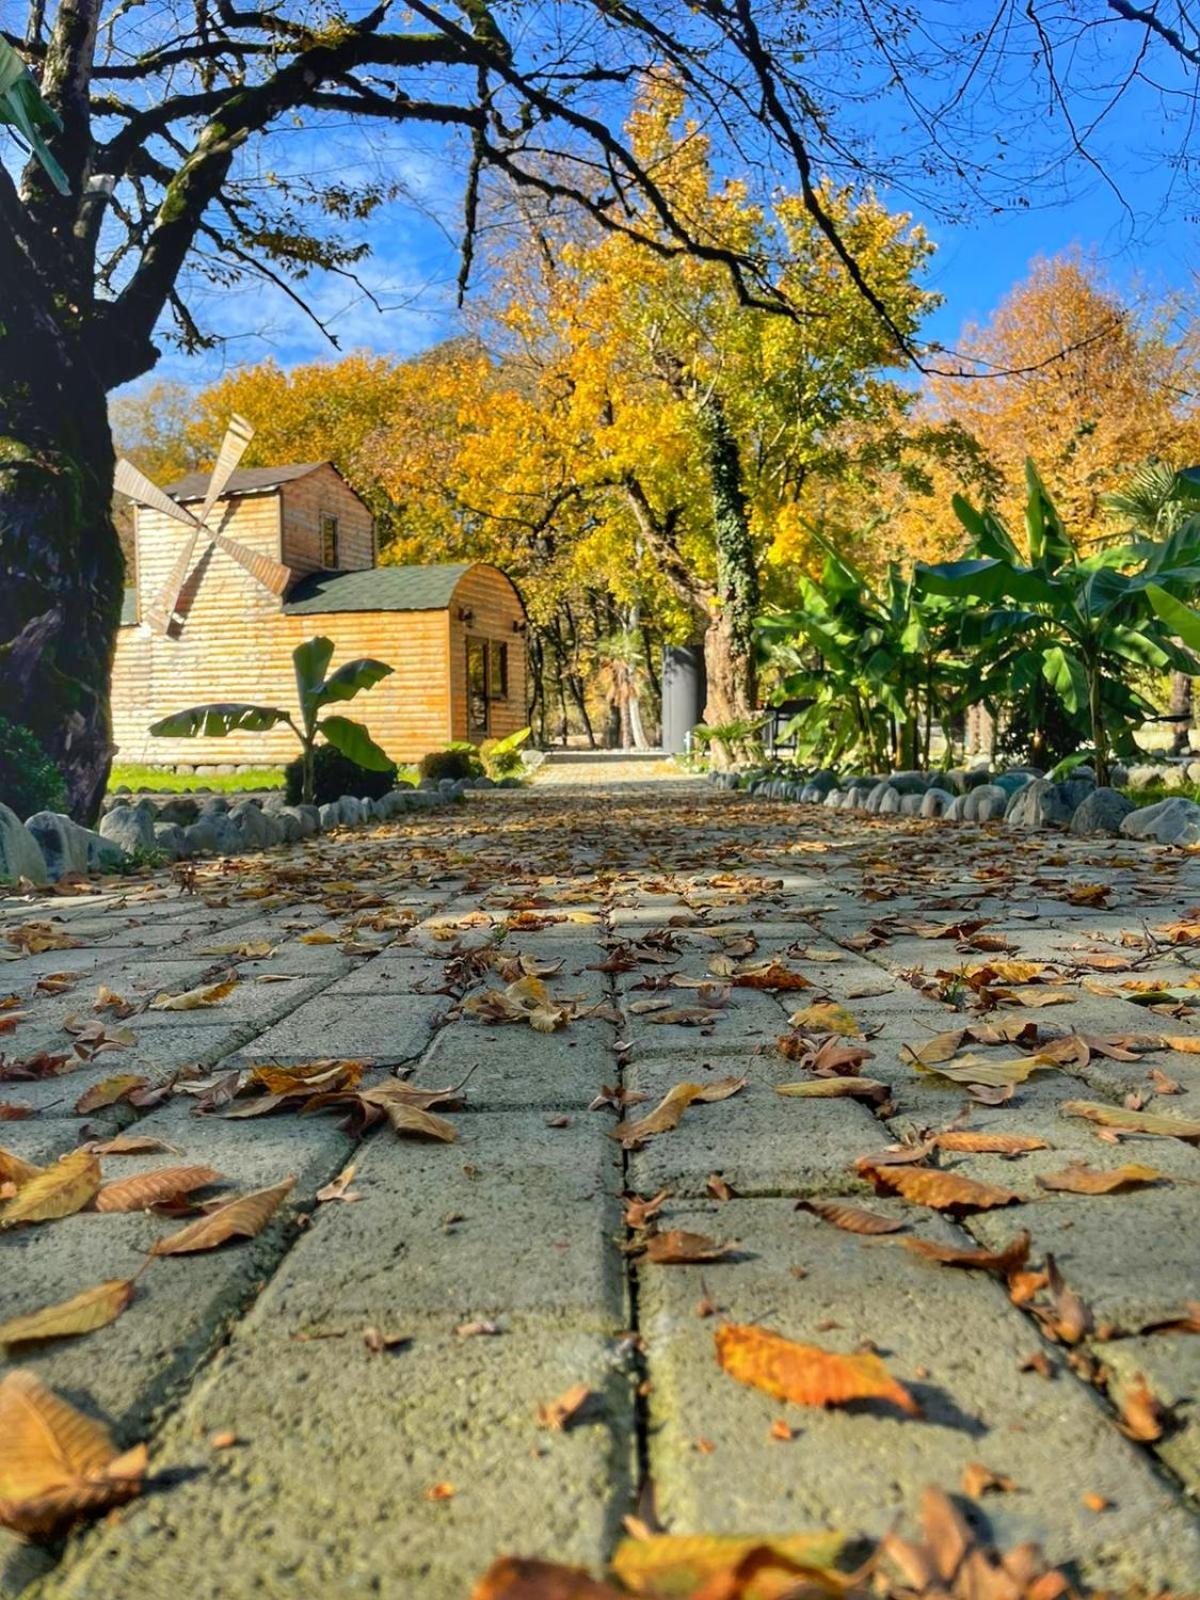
<box><xmin>283</xmin><ymin>563</ymin><xmax>475</xmax><ymax>615</ymax></box>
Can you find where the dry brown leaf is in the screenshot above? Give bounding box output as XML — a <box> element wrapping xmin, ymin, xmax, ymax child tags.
<box><xmin>92</xmin><ymin>1165</ymin><xmax>224</xmax><ymax>1213</ymax></box>
<box><xmin>796</xmin><ymin>1199</ymin><xmax>905</xmax><ymax>1235</ymax></box>
<box><xmin>860</xmin><ymin>1163</ymin><xmax>1022</xmax><ymax>1215</ymax></box>
<box><xmin>903</xmin><ymin>1232</ymin><xmax>1031</xmax><ymax>1276</ymax></box>
<box><xmin>0</xmin><ymin>1369</ymin><xmax>147</xmax><ymax>1537</ymax></box>
<box><xmin>536</xmin><ymin>1381</ymin><xmax>593</xmax><ymax>1431</ymax></box>
<box><xmin>1040</xmin><ymin>1253</ymin><xmax>1092</xmax><ymax>1344</ymax></box>
<box><xmin>732</xmin><ymin>963</ymin><xmax>814</xmax><ymax>992</ymax></box>
<box><xmin>73</xmin><ymin>1074</ymin><xmax>149</xmax><ymax>1114</ymax></box>
<box><xmin>1061</xmin><ymin>1101</ymin><xmax>1200</xmax><ymax>1142</ymax></box>
<box><xmin>1037</xmin><ymin>1162</ymin><xmax>1163</xmax><ymax>1195</ymax></box>
<box><xmin>934</xmin><ymin>1131</ymin><xmax>1047</xmax><ymax>1155</ymax></box>
<box><xmin>624</xmin><ymin>1190</ymin><xmax>671</xmax><ymax>1229</ymax></box>
<box><xmin>151</xmin><ymin>1175</ymin><xmax>295</xmax><ymax>1255</ymax></box>
<box><xmin>774</xmin><ymin>1078</ymin><xmax>890</xmax><ymax>1105</ymax></box>
<box><xmin>962</xmin><ymin>1461</ymin><xmax>1018</xmax><ymax>1497</ymax></box>
<box><xmin>0</xmin><ymin>1147</ymin><xmax>42</xmax><ymax>1187</ymax></box>
<box><xmin>316</xmin><ymin>1164</ymin><xmax>361</xmax><ymax>1204</ymax></box>
<box><xmin>715</xmin><ymin>1322</ymin><xmax>919</xmax><ymax>1415</ymax></box>
<box><xmin>374</xmin><ymin>1101</ymin><xmax>457</xmax><ymax>1142</ymax></box>
<box><xmin>786</xmin><ymin>1004</ymin><xmax>861</xmax><ymax>1037</ymax></box>
<box><xmin>914</xmin><ymin>1052</ymin><xmax>1058</xmax><ymax>1089</ymax></box>
<box><xmin>149</xmin><ymin>978</ymin><xmax>238</xmax><ymax>1011</ymax></box>
<box><xmin>0</xmin><ymin>1151</ymin><xmax>100</xmax><ymax>1228</ymax></box>
<box><xmin>1118</xmin><ymin>1375</ymin><xmax>1170</xmax><ymax>1442</ymax></box>
<box><xmin>0</xmin><ymin>1281</ymin><xmax>133</xmax><ymax>1348</ymax></box>
<box><xmin>79</xmin><ymin>1135</ymin><xmax>181</xmax><ymax>1157</ymax></box>
<box><xmin>608</xmin><ymin>1531</ymin><xmax>847</xmax><ymax>1598</ymax></box>
<box><xmin>612</xmin><ymin>1078</ymin><xmax>743</xmax><ymax>1148</ymax></box>
<box><xmin>470</xmin><ymin>1557</ymin><xmax>624</xmax><ymax>1599</ymax></box>
<box><xmin>642</xmin><ymin>1230</ymin><xmax>732</xmax><ymax>1264</ymax></box>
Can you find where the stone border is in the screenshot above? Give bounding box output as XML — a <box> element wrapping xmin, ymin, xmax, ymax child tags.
<box><xmin>0</xmin><ymin>774</ymin><xmax>525</xmax><ymax>888</ymax></box>
<box><xmin>708</xmin><ymin>762</ymin><xmax>1200</xmax><ymax>846</ymax></box>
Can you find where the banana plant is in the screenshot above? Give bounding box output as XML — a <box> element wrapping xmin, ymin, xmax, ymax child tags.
<box><xmin>149</xmin><ymin>636</ymin><xmax>393</xmax><ymax>804</ymax></box>
<box><xmin>916</xmin><ymin>461</ymin><xmax>1200</xmax><ymax>784</ymax></box>
<box><xmin>759</xmin><ymin>538</ymin><xmax>966</xmax><ymax>772</ymax></box>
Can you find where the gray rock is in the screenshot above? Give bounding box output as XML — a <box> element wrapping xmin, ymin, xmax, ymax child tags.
<box><xmin>878</xmin><ymin>788</ymin><xmax>903</xmax><ymax>815</ymax></box>
<box><xmin>961</xmin><ymin>767</ymin><xmax>994</xmax><ymax>790</ymax></box>
<box><xmin>199</xmin><ymin>795</ymin><xmax>231</xmax><ymax>815</ymax></box>
<box><xmin>183</xmin><ymin>819</ymin><xmax>220</xmax><ymax>855</ymax></box>
<box><xmin>944</xmin><ymin>794</ymin><xmax>969</xmax><ymax>821</ymax></box>
<box><xmin>273</xmin><ymin>811</ymin><xmax>303</xmax><ymax>843</ymax></box>
<box><xmin>805</xmin><ymin>769</ymin><xmax>839</xmax><ymax>798</ymax></box>
<box><xmin>498</xmin><ymin>776</ymin><xmax>523</xmax><ymax>790</ymax></box>
<box><xmin>282</xmin><ymin>805</ymin><xmax>318</xmax><ymax>838</ymax></box>
<box><xmin>475</xmin><ymin>775</ymin><xmax>496</xmax><ymax>790</ymax></box>
<box><xmin>1120</xmin><ymin>797</ymin><xmax>1200</xmax><ymax>848</ymax></box>
<box><xmin>1058</xmin><ymin>774</ymin><xmax>1096</xmax><ymax>810</ymax></box>
<box><xmin>228</xmin><ymin>801</ymin><xmax>273</xmax><ymax>848</ymax></box>
<box><xmin>0</xmin><ymin>803</ymin><xmax>48</xmax><ymax>885</ymax></box>
<box><xmin>437</xmin><ymin>778</ymin><xmax>458</xmax><ymax>794</ymax></box>
<box><xmin>822</xmin><ymin>788</ymin><xmax>844</xmax><ymax>809</ymax></box>
<box><xmin>25</xmin><ymin>811</ymin><xmax>91</xmax><ymax>878</ymax></box>
<box><xmin>156</xmin><ymin>797</ymin><xmax>200</xmax><ymax>826</ymax></box>
<box><xmin>864</xmin><ymin>781</ymin><xmax>897</xmax><ymax>815</ymax></box>
<box><xmin>262</xmin><ymin>792</ymin><xmax>287</xmax><ymax>813</ymax></box>
<box><xmin>1070</xmin><ymin>788</ymin><xmax>1135</xmax><ymax>837</ymax></box>
<box><xmin>153</xmin><ymin>822</ymin><xmax>189</xmax><ymax>860</ymax></box>
<box><xmin>993</xmin><ymin>771</ymin><xmax>1031</xmax><ymax>797</ymax></box>
<box><xmin>963</xmin><ymin>783</ymin><xmax>1008</xmax><ymax>822</ymax></box>
<box><xmin>919</xmin><ymin>788</ymin><xmax>952</xmax><ymax>819</ymax></box>
<box><xmin>337</xmin><ymin>795</ymin><xmax>364</xmax><ymax>826</ymax></box>
<box><xmin>888</xmin><ymin>770</ymin><xmax>930</xmax><ymax>796</ymax></box>
<box><xmin>319</xmin><ymin>802</ymin><xmax>341</xmax><ymax>830</ymax></box>
<box><xmin>418</xmin><ymin>777</ymin><xmax>439</xmax><ymax>792</ymax></box>
<box><xmin>100</xmin><ymin>805</ymin><xmax>157</xmax><ymax>854</ymax></box>
<box><xmin>899</xmin><ymin>794</ymin><xmax>924</xmax><ymax>815</ymax></box>
<box><xmin>1005</xmin><ymin>778</ymin><xmax>1076</xmax><ymax>830</ymax></box>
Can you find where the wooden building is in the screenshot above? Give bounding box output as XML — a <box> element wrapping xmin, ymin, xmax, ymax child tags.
<box><xmin>111</xmin><ymin>462</ymin><xmax>528</xmax><ymax>768</ymax></box>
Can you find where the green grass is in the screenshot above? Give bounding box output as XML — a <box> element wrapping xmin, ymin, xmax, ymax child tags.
<box><xmin>108</xmin><ymin>764</ymin><xmax>284</xmax><ymax>794</ymax></box>
<box><xmin>1116</xmin><ymin>780</ymin><xmax>1200</xmax><ymax>808</ymax></box>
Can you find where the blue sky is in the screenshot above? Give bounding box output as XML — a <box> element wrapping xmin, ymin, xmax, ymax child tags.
<box><xmin>129</xmin><ymin>8</ymin><xmax>1198</xmax><ymax>393</ymax></box>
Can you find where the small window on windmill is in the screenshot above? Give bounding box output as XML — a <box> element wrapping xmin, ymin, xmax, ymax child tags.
<box><xmin>320</xmin><ymin>513</ymin><xmax>339</xmax><ymax>568</ymax></box>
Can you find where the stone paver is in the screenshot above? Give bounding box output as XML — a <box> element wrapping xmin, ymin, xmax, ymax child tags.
<box><xmin>2</xmin><ymin>782</ymin><xmax>1199</xmax><ymax>1596</ymax></box>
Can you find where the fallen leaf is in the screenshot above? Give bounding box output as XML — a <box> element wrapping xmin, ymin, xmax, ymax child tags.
<box><xmin>914</xmin><ymin>1053</ymin><xmax>1059</xmax><ymax>1089</ymax></box>
<box><xmin>787</xmin><ymin>1004</ymin><xmax>861</xmax><ymax>1036</ymax></box>
<box><xmin>92</xmin><ymin>1165</ymin><xmax>224</xmax><ymax>1213</ymax></box>
<box><xmin>374</xmin><ymin>1101</ymin><xmax>457</xmax><ymax>1142</ymax></box>
<box><xmin>624</xmin><ymin>1190</ymin><xmax>671</xmax><ymax>1229</ymax></box>
<box><xmin>0</xmin><ymin>1151</ymin><xmax>101</xmax><ymax>1228</ymax></box>
<box><xmin>732</xmin><ymin>962</ymin><xmax>814</xmax><ymax>992</ymax></box>
<box><xmin>363</xmin><ymin>1326</ymin><xmax>410</xmax><ymax>1354</ymax></box>
<box><xmin>316</xmin><ymin>1164</ymin><xmax>361</xmax><ymax>1203</ymax></box>
<box><xmin>73</xmin><ymin>1074</ymin><xmax>149</xmax><ymax>1114</ymax></box>
<box><xmin>796</xmin><ymin>1199</ymin><xmax>905</xmax><ymax>1235</ymax></box>
<box><xmin>79</xmin><ymin>1135</ymin><xmax>181</xmax><ymax>1157</ymax></box>
<box><xmin>470</xmin><ymin>1557</ymin><xmax>623</xmax><ymax>1599</ymax></box>
<box><xmin>1082</xmin><ymin>1492</ymin><xmax>1112</xmax><ymax>1513</ymax></box>
<box><xmin>1061</xmin><ymin>1101</ymin><xmax>1200</xmax><ymax>1142</ymax></box>
<box><xmin>903</xmin><ymin>1232</ymin><xmax>1031</xmax><ymax>1276</ymax></box>
<box><xmin>151</xmin><ymin>1176</ymin><xmax>295</xmax><ymax>1254</ymax></box>
<box><xmin>0</xmin><ymin>1147</ymin><xmax>41</xmax><ymax>1186</ymax></box>
<box><xmin>149</xmin><ymin>978</ymin><xmax>238</xmax><ymax>1010</ymax></box>
<box><xmin>0</xmin><ymin>1369</ymin><xmax>147</xmax><ymax>1537</ymax></box>
<box><xmin>774</xmin><ymin>1078</ymin><xmax>890</xmax><ymax>1105</ymax></box>
<box><xmin>859</xmin><ymin>1163</ymin><xmax>1021</xmax><ymax>1215</ymax></box>
<box><xmin>425</xmin><ymin>1480</ymin><xmax>455</xmax><ymax>1500</ymax></box>
<box><xmin>209</xmin><ymin>1430</ymin><xmax>238</xmax><ymax>1450</ymax></box>
<box><xmin>934</xmin><ymin>1131</ymin><xmax>1047</xmax><ymax>1155</ymax></box>
<box><xmin>1040</xmin><ymin>1253</ymin><xmax>1092</xmax><ymax>1344</ymax></box>
<box><xmin>641</xmin><ymin>1231</ymin><xmax>732</xmax><ymax>1264</ymax></box>
<box><xmin>962</xmin><ymin>1462</ymin><xmax>1017</xmax><ymax>1497</ymax></box>
<box><xmin>706</xmin><ymin>1173</ymin><xmax>734</xmax><ymax>1202</ymax></box>
<box><xmin>1117</xmin><ymin>1375</ymin><xmax>1170</xmax><ymax>1442</ymax></box>
<box><xmin>0</xmin><ymin>1281</ymin><xmax>133</xmax><ymax>1349</ymax></box>
<box><xmin>612</xmin><ymin>1078</ymin><xmax>744</xmax><ymax>1148</ymax></box>
<box><xmin>609</xmin><ymin>1531</ymin><xmax>847</xmax><ymax>1598</ymax></box>
<box><xmin>1037</xmin><ymin>1162</ymin><xmax>1163</xmax><ymax>1195</ymax></box>
<box><xmin>536</xmin><ymin>1381</ymin><xmax>594</xmax><ymax>1430</ymax></box>
<box><xmin>715</xmin><ymin>1322</ymin><xmax>919</xmax><ymax>1415</ymax></box>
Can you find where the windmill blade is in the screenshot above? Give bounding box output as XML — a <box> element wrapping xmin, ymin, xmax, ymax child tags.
<box><xmin>142</xmin><ymin>526</ymin><xmax>202</xmax><ymax>636</ymax></box>
<box><xmin>210</xmin><ymin>529</ymin><xmax>293</xmax><ymax>597</ymax></box>
<box><xmin>197</xmin><ymin>413</ymin><xmax>254</xmax><ymax>528</ymax></box>
<box><xmin>114</xmin><ymin>459</ymin><xmax>201</xmax><ymax>528</ymax></box>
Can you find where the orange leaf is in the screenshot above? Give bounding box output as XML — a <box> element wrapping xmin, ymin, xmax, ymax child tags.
<box><xmin>860</xmin><ymin>1163</ymin><xmax>1021</xmax><ymax>1215</ymax></box>
<box><xmin>470</xmin><ymin>1557</ymin><xmax>624</xmax><ymax>1599</ymax></box>
<box><xmin>934</xmin><ymin>1131</ymin><xmax>1047</xmax><ymax>1155</ymax></box>
<box><xmin>715</xmin><ymin>1322</ymin><xmax>919</xmax><ymax>1415</ymax></box>
<box><xmin>1036</xmin><ymin>1162</ymin><xmax>1163</xmax><ymax>1195</ymax></box>
<box><xmin>796</xmin><ymin>1199</ymin><xmax>905</xmax><ymax>1235</ymax></box>
<box><xmin>151</xmin><ymin>1176</ymin><xmax>294</xmax><ymax>1254</ymax></box>
<box><xmin>903</xmin><ymin>1232</ymin><xmax>1031</xmax><ymax>1275</ymax></box>
<box><xmin>92</xmin><ymin>1165</ymin><xmax>224</xmax><ymax>1213</ymax></box>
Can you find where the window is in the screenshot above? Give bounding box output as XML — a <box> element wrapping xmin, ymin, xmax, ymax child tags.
<box><xmin>467</xmin><ymin>639</ymin><xmax>489</xmax><ymax>735</ymax></box>
<box><xmin>320</xmin><ymin>513</ymin><xmax>339</xmax><ymax>568</ymax></box>
<box><xmin>488</xmin><ymin>641</ymin><xmax>508</xmax><ymax>701</ymax></box>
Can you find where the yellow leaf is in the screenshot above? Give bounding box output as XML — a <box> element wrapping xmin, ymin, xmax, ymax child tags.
<box><xmin>150</xmin><ymin>978</ymin><xmax>238</xmax><ymax>1011</ymax></box>
<box><xmin>612</xmin><ymin>1078</ymin><xmax>744</xmax><ymax>1147</ymax></box>
<box><xmin>913</xmin><ymin>1052</ymin><xmax>1059</xmax><ymax>1089</ymax></box>
<box><xmin>0</xmin><ymin>1281</ymin><xmax>133</xmax><ymax>1348</ymax></box>
<box><xmin>0</xmin><ymin>1370</ymin><xmax>146</xmax><ymax>1537</ymax></box>
<box><xmin>151</xmin><ymin>1176</ymin><xmax>295</xmax><ymax>1254</ymax></box>
<box><xmin>715</xmin><ymin>1322</ymin><xmax>918</xmax><ymax>1414</ymax></box>
<box><xmin>786</xmin><ymin>1003</ymin><xmax>861</xmax><ymax>1036</ymax></box>
<box><xmin>1062</xmin><ymin>1101</ymin><xmax>1200</xmax><ymax>1142</ymax></box>
<box><xmin>0</xmin><ymin>1151</ymin><xmax>101</xmax><ymax>1229</ymax></box>
<box><xmin>610</xmin><ymin>1531</ymin><xmax>847</xmax><ymax>1597</ymax></box>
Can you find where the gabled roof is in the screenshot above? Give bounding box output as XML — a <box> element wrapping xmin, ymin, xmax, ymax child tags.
<box><xmin>283</xmin><ymin>564</ymin><xmax>476</xmax><ymax>616</ymax></box>
<box><xmin>164</xmin><ymin>462</ymin><xmax>329</xmax><ymax>501</ymax></box>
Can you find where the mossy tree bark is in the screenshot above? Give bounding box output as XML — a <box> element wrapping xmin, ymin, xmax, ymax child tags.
<box><xmin>700</xmin><ymin>394</ymin><xmax>760</xmax><ymax>766</ymax></box>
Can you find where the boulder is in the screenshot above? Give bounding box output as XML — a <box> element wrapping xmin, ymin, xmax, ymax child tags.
<box><xmin>805</xmin><ymin>769</ymin><xmax>839</xmax><ymax>798</ymax></box>
<box><xmin>183</xmin><ymin>819</ymin><xmax>220</xmax><ymax>855</ymax></box>
<box><xmin>1186</xmin><ymin>760</ymin><xmax>1200</xmax><ymax>786</ymax></box>
<box><xmin>282</xmin><ymin>805</ymin><xmax>318</xmax><ymax>838</ymax></box>
<box><xmin>475</xmin><ymin>775</ymin><xmax>496</xmax><ymax>790</ymax></box>
<box><xmin>0</xmin><ymin>803</ymin><xmax>48</xmax><ymax>885</ymax></box>
<box><xmin>943</xmin><ymin>794</ymin><xmax>969</xmax><ymax>822</ymax></box>
<box><xmin>1004</xmin><ymin>778</ymin><xmax>1076</xmax><ymax>830</ymax></box>
<box><xmin>319</xmin><ymin>802</ymin><xmax>341</xmax><ymax>830</ymax></box>
<box><xmin>993</xmin><ymin>772</ymin><xmax>1032</xmax><ymax>797</ymax></box>
<box><xmin>1120</xmin><ymin>797</ymin><xmax>1200</xmax><ymax>848</ymax></box>
<box><xmin>1069</xmin><ymin>788</ymin><xmax>1135</xmax><ymax>837</ymax></box>
<box><xmin>888</xmin><ymin>770</ymin><xmax>930</xmax><ymax>796</ymax></box>
<box><xmin>156</xmin><ymin>797</ymin><xmax>200</xmax><ymax>826</ymax></box>
<box><xmin>337</xmin><ymin>795</ymin><xmax>364</xmax><ymax>826</ymax></box>
<box><xmin>961</xmin><ymin>768</ymin><xmax>994</xmax><ymax>791</ymax></box>
<box><xmin>25</xmin><ymin>812</ymin><xmax>90</xmax><ymax>878</ymax></box>
<box><xmin>919</xmin><ymin>788</ymin><xmax>952</xmax><ymax>819</ymax></box>
<box><xmin>878</xmin><ymin>788</ymin><xmax>903</xmax><ymax>815</ymax></box>
<box><xmin>199</xmin><ymin>796</ymin><xmax>231</xmax><ymax>816</ymax></box>
<box><xmin>262</xmin><ymin>792</ymin><xmax>287</xmax><ymax>813</ymax></box>
<box><xmin>864</xmin><ymin>781</ymin><xmax>897</xmax><ymax>815</ymax></box>
<box><xmin>153</xmin><ymin>822</ymin><xmax>189</xmax><ymax>860</ymax></box>
<box><xmin>418</xmin><ymin>777</ymin><xmax>439</xmax><ymax>792</ymax></box>
<box><xmin>228</xmin><ymin>801</ymin><xmax>273</xmax><ymax>848</ymax></box>
<box><xmin>1162</xmin><ymin>764</ymin><xmax>1190</xmax><ymax>791</ymax></box>
<box><xmin>962</xmin><ymin>783</ymin><xmax>1008</xmax><ymax>822</ymax></box>
<box><xmin>899</xmin><ymin>794</ymin><xmax>924</xmax><ymax>815</ymax></box>
<box><xmin>100</xmin><ymin>805</ymin><xmax>157</xmax><ymax>854</ymax></box>
<box><xmin>823</xmin><ymin>788</ymin><xmax>844</xmax><ymax>808</ymax></box>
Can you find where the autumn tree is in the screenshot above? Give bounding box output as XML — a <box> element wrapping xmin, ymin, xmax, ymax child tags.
<box><xmin>921</xmin><ymin>254</ymin><xmax>1200</xmax><ymax>543</ymax></box>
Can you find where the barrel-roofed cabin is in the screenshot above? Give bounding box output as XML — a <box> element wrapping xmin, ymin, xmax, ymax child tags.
<box><xmin>111</xmin><ymin>461</ymin><xmax>528</xmax><ymax>768</ymax></box>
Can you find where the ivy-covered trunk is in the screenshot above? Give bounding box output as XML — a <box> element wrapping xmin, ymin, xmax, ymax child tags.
<box><xmin>699</xmin><ymin>393</ymin><xmax>759</xmax><ymax>764</ymax></box>
<box><xmin>0</xmin><ymin>300</ymin><xmax>123</xmax><ymax>825</ymax></box>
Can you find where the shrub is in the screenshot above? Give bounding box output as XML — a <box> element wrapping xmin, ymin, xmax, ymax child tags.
<box><xmin>480</xmin><ymin>726</ymin><xmax>531</xmax><ymax>779</ymax></box>
<box><xmin>284</xmin><ymin>743</ymin><xmax>397</xmax><ymax>807</ymax></box>
<box><xmin>419</xmin><ymin>743</ymin><xmax>483</xmax><ymax>783</ymax></box>
<box><xmin>0</xmin><ymin>718</ymin><xmax>68</xmax><ymax>818</ymax></box>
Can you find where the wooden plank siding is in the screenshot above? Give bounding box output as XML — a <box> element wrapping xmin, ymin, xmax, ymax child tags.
<box><xmin>112</xmin><ymin>476</ymin><xmax>528</xmax><ymax>768</ymax></box>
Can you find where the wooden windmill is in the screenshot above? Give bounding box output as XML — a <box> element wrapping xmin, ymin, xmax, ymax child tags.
<box><xmin>115</xmin><ymin>415</ymin><xmax>293</xmax><ymax>637</ymax></box>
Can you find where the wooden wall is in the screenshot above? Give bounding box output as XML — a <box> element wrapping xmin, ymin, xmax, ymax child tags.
<box><xmin>448</xmin><ymin>565</ymin><xmax>529</xmax><ymax>743</ymax></box>
<box><xmin>280</xmin><ymin>466</ymin><xmax>374</xmax><ymax>574</ymax></box>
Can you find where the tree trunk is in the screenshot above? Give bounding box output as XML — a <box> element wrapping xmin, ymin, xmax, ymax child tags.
<box><xmin>0</xmin><ymin>308</ymin><xmax>122</xmax><ymax>824</ymax></box>
<box><xmin>1169</xmin><ymin>671</ymin><xmax>1193</xmax><ymax>755</ymax></box>
<box><xmin>699</xmin><ymin>394</ymin><xmax>759</xmax><ymax>765</ymax></box>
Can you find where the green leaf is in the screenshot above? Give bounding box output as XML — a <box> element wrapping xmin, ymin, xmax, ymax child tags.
<box><xmin>318</xmin><ymin>715</ymin><xmax>393</xmax><ymax>771</ymax></box>
<box><xmin>292</xmin><ymin>637</ymin><xmax>336</xmax><ymax>723</ymax></box>
<box><xmin>1023</xmin><ymin>459</ymin><xmax>1072</xmax><ymax>570</ymax></box>
<box><xmin>1147</xmin><ymin>585</ymin><xmax>1200</xmax><ymax>651</ymax></box>
<box><xmin>314</xmin><ymin>657</ymin><xmax>394</xmax><ymax>709</ymax></box>
<box><xmin>149</xmin><ymin>704</ymin><xmax>294</xmax><ymax>739</ymax></box>
<box><xmin>1041</xmin><ymin>645</ymin><xmax>1089</xmax><ymax>715</ymax></box>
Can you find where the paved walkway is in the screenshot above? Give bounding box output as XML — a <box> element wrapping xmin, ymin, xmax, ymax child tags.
<box><xmin>1</xmin><ymin>779</ymin><xmax>1199</xmax><ymax>1597</ymax></box>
